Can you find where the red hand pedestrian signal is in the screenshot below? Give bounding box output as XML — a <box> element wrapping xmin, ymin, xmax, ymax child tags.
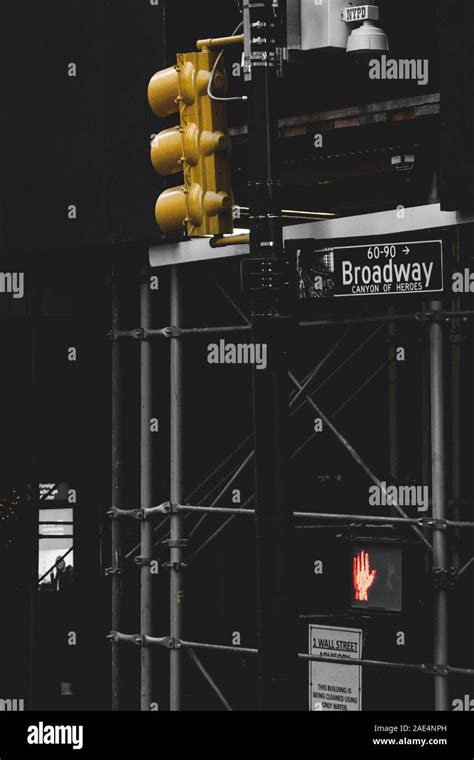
<box><xmin>353</xmin><ymin>550</ymin><xmax>377</xmax><ymax>602</ymax></box>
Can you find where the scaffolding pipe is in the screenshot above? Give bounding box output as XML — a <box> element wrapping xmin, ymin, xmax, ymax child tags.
<box><xmin>451</xmin><ymin>323</ymin><xmax>462</xmax><ymax>570</ymax></box>
<box><xmin>176</xmin><ymin>504</ymin><xmax>474</xmax><ymax>529</ymax></box>
<box><xmin>111</xmin><ymin>273</ymin><xmax>123</xmax><ymax>712</ymax></box>
<box><xmin>140</xmin><ymin>270</ymin><xmax>153</xmax><ymax>711</ymax></box>
<box><xmin>420</xmin><ymin>303</ymin><xmax>433</xmax><ymax>563</ymax></box>
<box><xmin>430</xmin><ymin>301</ymin><xmax>449</xmax><ymax>711</ymax></box>
<box><xmin>185</xmin><ymin>648</ymin><xmax>233</xmax><ymax>711</ymax></box>
<box><xmin>299</xmin><ymin>310</ymin><xmax>474</xmax><ymax>329</ymax></box>
<box><xmin>138</xmin><ymin>638</ymin><xmax>474</xmax><ymax>679</ymax></box>
<box><xmin>170</xmin><ymin>266</ymin><xmax>185</xmax><ymax>711</ymax></box>
<box><xmin>110</xmin><ymin>310</ymin><xmax>474</xmax><ymax>342</ymax></box>
<box><xmin>451</xmin><ymin>232</ymin><xmax>462</xmax><ymax>570</ymax></box>
<box><xmin>388</xmin><ymin>308</ymin><xmax>399</xmax><ymax>497</ymax></box>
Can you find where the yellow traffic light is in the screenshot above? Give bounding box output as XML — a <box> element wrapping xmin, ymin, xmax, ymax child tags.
<box><xmin>148</xmin><ymin>49</ymin><xmax>234</xmax><ymax>238</ymax></box>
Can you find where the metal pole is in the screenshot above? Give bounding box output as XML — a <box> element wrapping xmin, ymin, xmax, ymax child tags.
<box><xmin>111</xmin><ymin>272</ymin><xmax>123</xmax><ymax>711</ymax></box>
<box><xmin>450</xmin><ymin>232</ymin><xmax>462</xmax><ymax>570</ymax></box>
<box><xmin>244</xmin><ymin>0</ymin><xmax>298</xmax><ymax>711</ymax></box>
<box><xmin>140</xmin><ymin>269</ymin><xmax>153</xmax><ymax>710</ymax></box>
<box><xmin>420</xmin><ymin>301</ymin><xmax>433</xmax><ymax>565</ymax></box>
<box><xmin>430</xmin><ymin>301</ymin><xmax>449</xmax><ymax>711</ymax></box>
<box><xmin>170</xmin><ymin>266</ymin><xmax>185</xmax><ymax>711</ymax></box>
<box><xmin>388</xmin><ymin>308</ymin><xmax>399</xmax><ymax>492</ymax></box>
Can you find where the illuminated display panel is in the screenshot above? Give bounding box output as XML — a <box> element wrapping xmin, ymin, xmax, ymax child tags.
<box><xmin>37</xmin><ymin>506</ymin><xmax>74</xmax><ymax>590</ymax></box>
<box><xmin>351</xmin><ymin>543</ymin><xmax>402</xmax><ymax>613</ymax></box>
<box><xmin>39</xmin><ymin>508</ymin><xmax>73</xmax><ymax>537</ymax></box>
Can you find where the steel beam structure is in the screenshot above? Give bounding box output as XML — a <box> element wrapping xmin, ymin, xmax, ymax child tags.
<box><xmin>108</xmin><ymin>634</ymin><xmax>474</xmax><ymax>679</ymax></box>
<box><xmin>140</xmin><ymin>271</ymin><xmax>153</xmax><ymax>711</ymax></box>
<box><xmin>430</xmin><ymin>301</ymin><xmax>450</xmax><ymax>711</ymax></box>
<box><xmin>109</xmin><ymin>258</ymin><xmax>473</xmax><ymax>712</ymax></box>
<box><xmin>149</xmin><ymin>203</ymin><xmax>474</xmax><ymax>270</ymax></box>
<box><xmin>244</xmin><ymin>0</ymin><xmax>298</xmax><ymax>711</ymax></box>
<box><xmin>451</xmin><ymin>232</ymin><xmax>463</xmax><ymax>571</ymax></box>
<box><xmin>169</xmin><ymin>267</ymin><xmax>185</xmax><ymax>711</ymax></box>
<box><xmin>388</xmin><ymin>308</ymin><xmax>399</xmax><ymax>496</ymax></box>
<box><xmin>111</xmin><ymin>273</ymin><xmax>123</xmax><ymax>712</ymax></box>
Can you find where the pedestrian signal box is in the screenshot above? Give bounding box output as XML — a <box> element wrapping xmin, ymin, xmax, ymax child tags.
<box><xmin>351</xmin><ymin>542</ymin><xmax>402</xmax><ymax>613</ymax></box>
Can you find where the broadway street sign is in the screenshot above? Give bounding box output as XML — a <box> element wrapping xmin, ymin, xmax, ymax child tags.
<box><xmin>297</xmin><ymin>240</ymin><xmax>443</xmax><ymax>299</ymax></box>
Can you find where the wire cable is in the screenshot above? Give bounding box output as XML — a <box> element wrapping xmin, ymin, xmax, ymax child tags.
<box><xmin>207</xmin><ymin>22</ymin><xmax>247</xmax><ymax>103</ymax></box>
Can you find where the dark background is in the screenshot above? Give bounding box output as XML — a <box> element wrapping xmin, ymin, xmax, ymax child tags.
<box><xmin>0</xmin><ymin>0</ymin><xmax>473</xmax><ymax>711</ymax></box>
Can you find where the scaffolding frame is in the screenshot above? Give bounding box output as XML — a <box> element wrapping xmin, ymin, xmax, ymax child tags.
<box><xmin>108</xmin><ymin>267</ymin><xmax>474</xmax><ymax>712</ymax></box>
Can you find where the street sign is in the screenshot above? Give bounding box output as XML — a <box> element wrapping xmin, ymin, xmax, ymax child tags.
<box><xmin>309</xmin><ymin>625</ymin><xmax>362</xmax><ymax>712</ymax></box>
<box><xmin>297</xmin><ymin>240</ymin><xmax>444</xmax><ymax>299</ymax></box>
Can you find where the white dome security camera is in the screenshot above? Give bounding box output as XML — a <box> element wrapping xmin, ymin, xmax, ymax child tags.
<box><xmin>341</xmin><ymin>4</ymin><xmax>389</xmax><ymax>53</ymax></box>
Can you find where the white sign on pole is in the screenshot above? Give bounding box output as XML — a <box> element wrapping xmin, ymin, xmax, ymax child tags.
<box><xmin>309</xmin><ymin>625</ymin><xmax>362</xmax><ymax>712</ymax></box>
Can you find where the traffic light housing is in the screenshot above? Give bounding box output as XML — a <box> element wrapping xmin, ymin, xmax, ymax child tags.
<box><xmin>148</xmin><ymin>48</ymin><xmax>234</xmax><ymax>237</ymax></box>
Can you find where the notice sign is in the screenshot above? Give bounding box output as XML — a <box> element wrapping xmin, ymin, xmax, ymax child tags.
<box><xmin>297</xmin><ymin>240</ymin><xmax>443</xmax><ymax>299</ymax></box>
<box><xmin>309</xmin><ymin>625</ymin><xmax>362</xmax><ymax>712</ymax></box>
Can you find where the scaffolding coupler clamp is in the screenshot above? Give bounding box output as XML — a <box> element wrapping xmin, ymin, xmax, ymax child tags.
<box><xmin>163</xmin><ymin>538</ymin><xmax>189</xmax><ymax>549</ymax></box>
<box><xmin>416</xmin><ymin>311</ymin><xmax>445</xmax><ymax>324</ymax></box>
<box><xmin>134</xmin><ymin>556</ymin><xmax>155</xmax><ymax>567</ymax></box>
<box><xmin>422</xmin><ymin>663</ymin><xmax>450</xmax><ymax>678</ymax></box>
<box><xmin>158</xmin><ymin>637</ymin><xmax>182</xmax><ymax>650</ymax></box>
<box><xmin>418</xmin><ymin>517</ymin><xmax>448</xmax><ymax>531</ymax></box>
<box><xmin>162</xmin><ymin>326</ymin><xmax>181</xmax><ymax>339</ymax></box>
<box><xmin>432</xmin><ymin>567</ymin><xmax>458</xmax><ymax>590</ymax></box>
<box><xmin>107</xmin><ymin>631</ymin><xmax>141</xmax><ymax>646</ymax></box>
<box><xmin>161</xmin><ymin>561</ymin><xmax>188</xmax><ymax>572</ymax></box>
<box><xmin>160</xmin><ymin>501</ymin><xmax>180</xmax><ymax>515</ymax></box>
<box><xmin>143</xmin><ymin>504</ymin><xmax>174</xmax><ymax>519</ymax></box>
<box><xmin>105</xmin><ymin>566</ymin><xmax>122</xmax><ymax>577</ymax></box>
<box><xmin>108</xmin><ymin>507</ymin><xmax>144</xmax><ymax>521</ymax></box>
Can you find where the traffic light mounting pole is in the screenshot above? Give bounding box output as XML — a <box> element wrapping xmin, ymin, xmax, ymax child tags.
<box><xmin>242</xmin><ymin>0</ymin><xmax>298</xmax><ymax>711</ymax></box>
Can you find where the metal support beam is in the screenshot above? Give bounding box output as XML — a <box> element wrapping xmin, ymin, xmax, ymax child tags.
<box><xmin>178</xmin><ymin>504</ymin><xmax>474</xmax><ymax>530</ymax></box>
<box><xmin>170</xmin><ymin>266</ymin><xmax>185</xmax><ymax>711</ymax></box>
<box><xmin>244</xmin><ymin>0</ymin><xmax>298</xmax><ymax>712</ymax></box>
<box><xmin>421</xmin><ymin>301</ymin><xmax>433</xmax><ymax>559</ymax></box>
<box><xmin>149</xmin><ymin>203</ymin><xmax>474</xmax><ymax>269</ymax></box>
<box><xmin>388</xmin><ymin>308</ymin><xmax>399</xmax><ymax>494</ymax></box>
<box><xmin>430</xmin><ymin>301</ymin><xmax>449</xmax><ymax>711</ymax></box>
<box><xmin>126</xmin><ymin>637</ymin><xmax>474</xmax><ymax>679</ymax></box>
<box><xmin>111</xmin><ymin>273</ymin><xmax>123</xmax><ymax>712</ymax></box>
<box><xmin>111</xmin><ymin>310</ymin><xmax>474</xmax><ymax>342</ymax></box>
<box><xmin>185</xmin><ymin>648</ymin><xmax>233</xmax><ymax>711</ymax></box>
<box><xmin>450</xmin><ymin>232</ymin><xmax>463</xmax><ymax>571</ymax></box>
<box><xmin>140</xmin><ymin>269</ymin><xmax>153</xmax><ymax>711</ymax></box>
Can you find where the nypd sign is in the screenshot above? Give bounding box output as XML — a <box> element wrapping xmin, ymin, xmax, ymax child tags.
<box><xmin>341</xmin><ymin>5</ymin><xmax>379</xmax><ymax>24</ymax></box>
<box><xmin>297</xmin><ymin>240</ymin><xmax>444</xmax><ymax>299</ymax></box>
